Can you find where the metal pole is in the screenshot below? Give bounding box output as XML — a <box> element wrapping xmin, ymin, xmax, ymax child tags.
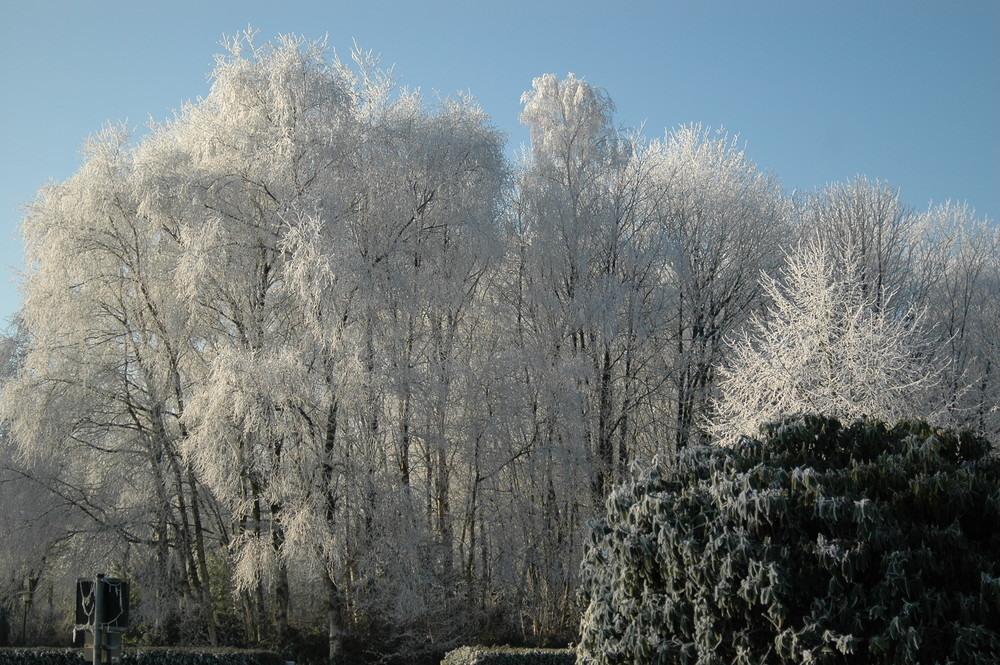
<box><xmin>94</xmin><ymin>575</ymin><xmax>104</xmax><ymax>665</ymax></box>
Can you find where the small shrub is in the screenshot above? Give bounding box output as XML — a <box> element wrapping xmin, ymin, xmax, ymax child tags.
<box><xmin>441</xmin><ymin>645</ymin><xmax>575</xmax><ymax>665</ymax></box>
<box><xmin>578</xmin><ymin>416</ymin><xmax>1000</xmax><ymax>664</ymax></box>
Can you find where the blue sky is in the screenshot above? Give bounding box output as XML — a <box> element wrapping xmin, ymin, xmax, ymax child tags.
<box><xmin>1</xmin><ymin>1</ymin><xmax>997</xmax><ymax>328</ymax></box>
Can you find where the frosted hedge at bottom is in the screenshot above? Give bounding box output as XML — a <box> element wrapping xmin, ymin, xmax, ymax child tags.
<box><xmin>440</xmin><ymin>645</ymin><xmax>576</xmax><ymax>665</ymax></box>
<box><xmin>577</xmin><ymin>415</ymin><xmax>1000</xmax><ymax>665</ymax></box>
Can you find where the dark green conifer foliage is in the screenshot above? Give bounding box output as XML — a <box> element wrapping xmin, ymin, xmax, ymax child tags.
<box><xmin>578</xmin><ymin>416</ymin><xmax>1000</xmax><ymax>664</ymax></box>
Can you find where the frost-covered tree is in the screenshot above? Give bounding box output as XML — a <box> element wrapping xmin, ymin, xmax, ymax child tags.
<box><xmin>509</xmin><ymin>73</ymin><xmax>677</xmax><ymax>637</ymax></box>
<box><xmin>792</xmin><ymin>180</ymin><xmax>999</xmax><ymax>441</ymax></box>
<box><xmin>710</xmin><ymin>240</ymin><xmax>943</xmax><ymax>444</ymax></box>
<box><xmin>0</xmin><ymin>321</ymin><xmax>77</xmax><ymax>646</ymax></box>
<box><xmin>801</xmin><ymin>176</ymin><xmax>917</xmax><ymax>310</ymax></box>
<box><xmin>0</xmin><ymin>121</ymin><xmax>220</xmax><ymax>642</ymax></box>
<box><xmin>650</xmin><ymin>125</ymin><xmax>790</xmax><ymax>451</ymax></box>
<box><xmin>286</xmin><ymin>84</ymin><xmax>509</xmax><ymax>659</ymax></box>
<box><xmin>516</xmin><ymin>72</ymin><xmax>630</xmax><ymax>502</ymax></box>
<box><xmin>4</xmin><ymin>29</ymin><xmax>512</xmax><ymax>658</ymax></box>
<box><xmin>153</xmin><ymin>30</ymin><xmax>509</xmax><ymax>657</ymax></box>
<box><xmin>151</xmin><ymin>31</ymin><xmax>364</xmax><ymax>645</ymax></box>
<box><xmin>914</xmin><ymin>203</ymin><xmax>1000</xmax><ymax>439</ymax></box>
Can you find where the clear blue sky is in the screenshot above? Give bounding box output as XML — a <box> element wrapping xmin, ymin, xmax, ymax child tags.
<box><xmin>2</xmin><ymin>0</ymin><xmax>997</xmax><ymax>328</ymax></box>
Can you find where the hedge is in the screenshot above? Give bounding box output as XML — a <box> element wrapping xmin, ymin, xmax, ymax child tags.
<box><xmin>0</xmin><ymin>647</ymin><xmax>283</xmax><ymax>665</ymax></box>
<box><xmin>441</xmin><ymin>646</ymin><xmax>575</xmax><ymax>665</ymax></box>
<box><xmin>0</xmin><ymin>648</ymin><xmax>85</xmax><ymax>665</ymax></box>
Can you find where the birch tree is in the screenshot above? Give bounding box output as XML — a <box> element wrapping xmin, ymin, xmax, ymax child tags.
<box><xmin>0</xmin><ymin>321</ymin><xmax>76</xmax><ymax>645</ymax></box>
<box><xmin>916</xmin><ymin>203</ymin><xmax>1000</xmax><ymax>438</ymax></box>
<box><xmin>651</xmin><ymin>124</ymin><xmax>790</xmax><ymax>451</ymax></box>
<box><xmin>159</xmin><ymin>32</ymin><xmax>365</xmax><ymax>644</ymax></box>
<box><xmin>508</xmin><ymin>73</ymin><xmax>681</xmax><ymax>638</ymax></box>
<box><xmin>0</xmin><ymin>123</ymin><xmax>217</xmax><ymax>641</ymax></box>
<box><xmin>160</xmin><ymin>31</ymin><xmax>510</xmax><ymax>657</ymax></box>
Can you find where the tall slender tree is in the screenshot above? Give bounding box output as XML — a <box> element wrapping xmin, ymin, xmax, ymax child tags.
<box><xmin>651</xmin><ymin>124</ymin><xmax>790</xmax><ymax>451</ymax></box>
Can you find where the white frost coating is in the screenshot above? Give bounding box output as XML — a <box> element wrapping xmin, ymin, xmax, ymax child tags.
<box><xmin>3</xmin><ymin>27</ymin><xmax>996</xmax><ymax>651</ymax></box>
<box><xmin>710</xmin><ymin>239</ymin><xmax>944</xmax><ymax>444</ymax></box>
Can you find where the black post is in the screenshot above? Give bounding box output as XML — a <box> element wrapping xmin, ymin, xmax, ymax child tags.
<box><xmin>94</xmin><ymin>574</ymin><xmax>105</xmax><ymax>665</ymax></box>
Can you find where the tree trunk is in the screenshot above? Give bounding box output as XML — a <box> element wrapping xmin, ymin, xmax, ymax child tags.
<box><xmin>187</xmin><ymin>469</ymin><xmax>218</xmax><ymax>645</ymax></box>
<box><xmin>271</xmin><ymin>502</ymin><xmax>290</xmax><ymax>645</ymax></box>
<box><xmin>323</xmin><ymin>574</ymin><xmax>344</xmax><ymax>664</ymax></box>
